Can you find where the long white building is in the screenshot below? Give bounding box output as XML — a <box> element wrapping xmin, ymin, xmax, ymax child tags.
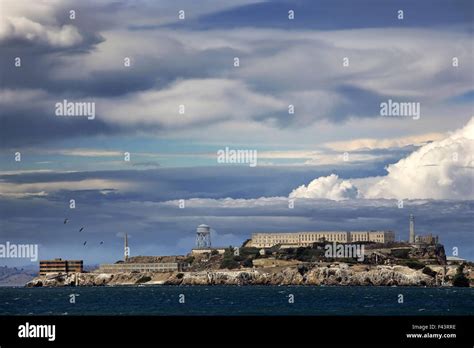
<box><xmin>249</xmin><ymin>231</ymin><xmax>395</xmax><ymax>248</ymax></box>
<box><xmin>97</xmin><ymin>262</ymin><xmax>188</xmax><ymax>273</ymax></box>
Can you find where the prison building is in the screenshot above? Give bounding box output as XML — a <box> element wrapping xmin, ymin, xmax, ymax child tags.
<box><xmin>97</xmin><ymin>262</ymin><xmax>188</xmax><ymax>273</ymax></box>
<box><xmin>249</xmin><ymin>231</ymin><xmax>395</xmax><ymax>248</ymax></box>
<box><xmin>351</xmin><ymin>231</ymin><xmax>395</xmax><ymax>244</ymax></box>
<box><xmin>39</xmin><ymin>258</ymin><xmax>83</xmax><ymax>275</ymax></box>
<box><xmin>415</xmin><ymin>234</ymin><xmax>439</xmax><ymax>245</ymax></box>
<box><xmin>351</xmin><ymin>231</ymin><xmax>370</xmax><ymax>242</ymax></box>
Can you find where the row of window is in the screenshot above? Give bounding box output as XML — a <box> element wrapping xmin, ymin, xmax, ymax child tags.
<box><xmin>40</xmin><ymin>263</ymin><xmax>83</xmax><ymax>266</ymax></box>
<box><xmin>40</xmin><ymin>266</ymin><xmax>83</xmax><ymax>269</ymax></box>
<box><xmin>255</xmin><ymin>233</ymin><xmax>392</xmax><ymax>243</ymax></box>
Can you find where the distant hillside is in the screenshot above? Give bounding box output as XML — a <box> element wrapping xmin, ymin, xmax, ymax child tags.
<box><xmin>84</xmin><ymin>264</ymin><xmax>100</xmax><ymax>272</ymax></box>
<box><xmin>0</xmin><ymin>266</ymin><xmax>37</xmax><ymax>287</ymax></box>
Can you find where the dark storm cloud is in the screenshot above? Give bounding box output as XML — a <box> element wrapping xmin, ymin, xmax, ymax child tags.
<box><xmin>1</xmin><ymin>192</ymin><xmax>472</xmax><ymax>265</ymax></box>
<box><xmin>0</xmin><ymin>101</ymin><xmax>120</xmax><ymax>148</ymax></box>
<box><xmin>1</xmin><ymin>160</ymin><xmax>472</xmax><ymax>265</ymax></box>
<box><xmin>0</xmin><ymin>164</ymin><xmax>388</xmax><ymax>201</ymax></box>
<box><xmin>0</xmin><ymin>37</ymin><xmax>240</xmax><ymax>97</ymax></box>
<box><xmin>0</xmin><ymin>0</ymin><xmax>258</xmax><ymax>97</ymax></box>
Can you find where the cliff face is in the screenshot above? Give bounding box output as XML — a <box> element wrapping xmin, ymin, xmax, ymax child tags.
<box><xmin>166</xmin><ymin>265</ymin><xmax>435</xmax><ymax>286</ymax></box>
<box><xmin>26</xmin><ymin>263</ymin><xmax>443</xmax><ymax>287</ymax></box>
<box><xmin>407</xmin><ymin>244</ymin><xmax>447</xmax><ymax>265</ymax></box>
<box><xmin>304</xmin><ymin>265</ymin><xmax>435</xmax><ymax>286</ymax></box>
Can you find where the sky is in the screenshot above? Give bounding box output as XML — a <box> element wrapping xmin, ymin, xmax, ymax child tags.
<box><xmin>0</xmin><ymin>0</ymin><xmax>473</xmax><ymax>266</ymax></box>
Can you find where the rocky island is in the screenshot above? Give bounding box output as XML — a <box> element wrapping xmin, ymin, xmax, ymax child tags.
<box><xmin>26</xmin><ymin>242</ymin><xmax>473</xmax><ymax>287</ymax></box>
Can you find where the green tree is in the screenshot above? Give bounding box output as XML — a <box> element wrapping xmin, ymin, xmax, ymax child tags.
<box><xmin>220</xmin><ymin>258</ymin><xmax>239</xmax><ymax>269</ymax></box>
<box><xmin>220</xmin><ymin>246</ymin><xmax>239</xmax><ymax>269</ymax></box>
<box><xmin>184</xmin><ymin>256</ymin><xmax>195</xmax><ymax>264</ymax></box>
<box><xmin>242</xmin><ymin>258</ymin><xmax>253</xmax><ymax>268</ymax></box>
<box><xmin>452</xmin><ymin>264</ymin><xmax>470</xmax><ymax>287</ymax></box>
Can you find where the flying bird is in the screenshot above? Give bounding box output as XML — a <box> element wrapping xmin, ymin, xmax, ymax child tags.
<box><xmin>64</xmin><ymin>218</ymin><xmax>69</xmax><ymax>224</ymax></box>
<box><xmin>83</xmin><ymin>241</ymin><xmax>87</xmax><ymax>246</ymax></box>
<box><xmin>79</xmin><ymin>227</ymin><xmax>84</xmax><ymax>232</ymax></box>
<box><xmin>99</xmin><ymin>241</ymin><xmax>104</xmax><ymax>245</ymax></box>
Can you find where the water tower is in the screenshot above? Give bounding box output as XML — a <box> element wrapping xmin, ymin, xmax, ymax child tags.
<box><xmin>196</xmin><ymin>224</ymin><xmax>211</xmax><ymax>249</ymax></box>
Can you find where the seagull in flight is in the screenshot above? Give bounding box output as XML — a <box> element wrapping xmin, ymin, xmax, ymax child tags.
<box><xmin>79</xmin><ymin>227</ymin><xmax>84</xmax><ymax>232</ymax></box>
<box><xmin>64</xmin><ymin>218</ymin><xmax>69</xmax><ymax>224</ymax></box>
<box><xmin>83</xmin><ymin>241</ymin><xmax>87</xmax><ymax>246</ymax></box>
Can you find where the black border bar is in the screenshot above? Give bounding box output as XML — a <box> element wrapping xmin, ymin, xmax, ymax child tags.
<box><xmin>0</xmin><ymin>315</ymin><xmax>472</xmax><ymax>346</ymax></box>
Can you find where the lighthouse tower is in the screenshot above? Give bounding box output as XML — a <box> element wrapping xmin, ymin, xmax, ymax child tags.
<box><xmin>409</xmin><ymin>214</ymin><xmax>415</xmax><ymax>244</ymax></box>
<box><xmin>124</xmin><ymin>233</ymin><xmax>129</xmax><ymax>262</ymax></box>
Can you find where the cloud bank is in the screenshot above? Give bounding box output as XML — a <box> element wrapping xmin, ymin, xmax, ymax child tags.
<box><xmin>289</xmin><ymin>174</ymin><xmax>359</xmax><ymax>201</ymax></box>
<box><xmin>365</xmin><ymin>117</ymin><xmax>474</xmax><ymax>200</ymax></box>
<box><xmin>291</xmin><ymin>117</ymin><xmax>474</xmax><ymax>200</ymax></box>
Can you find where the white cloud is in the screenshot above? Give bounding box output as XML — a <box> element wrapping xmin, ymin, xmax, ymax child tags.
<box><xmin>364</xmin><ymin>117</ymin><xmax>474</xmax><ymax>200</ymax></box>
<box><xmin>0</xmin><ymin>88</ymin><xmax>50</xmax><ymax>108</ymax></box>
<box><xmin>292</xmin><ymin>117</ymin><xmax>474</xmax><ymax>200</ymax></box>
<box><xmin>0</xmin><ymin>179</ymin><xmax>133</xmax><ymax>197</ymax></box>
<box><xmin>247</xmin><ymin>150</ymin><xmax>388</xmax><ymax>166</ymax></box>
<box><xmin>224</xmin><ymin>28</ymin><xmax>473</xmax><ymax>99</ymax></box>
<box><xmin>2</xmin><ymin>3</ymin><xmax>472</xmax><ymax>163</ymax></box>
<box><xmin>289</xmin><ymin>174</ymin><xmax>359</xmax><ymax>201</ymax></box>
<box><xmin>162</xmin><ymin>196</ymin><xmax>287</xmax><ymax>209</ymax></box>
<box><xmin>302</xmin><ymin>152</ymin><xmax>388</xmax><ymax>166</ymax></box>
<box><xmin>3</xmin><ymin>23</ymin><xmax>472</xmax><ymax>147</ymax></box>
<box><xmin>0</xmin><ymin>169</ymin><xmax>55</xmax><ymax>175</ymax></box>
<box><xmin>0</xmin><ymin>0</ymin><xmax>62</xmax><ymax>26</ymax></box>
<box><xmin>0</xmin><ymin>0</ymin><xmax>264</xmax><ymax>49</ymax></box>
<box><xmin>0</xmin><ymin>15</ymin><xmax>83</xmax><ymax>48</ymax></box>
<box><xmin>99</xmin><ymin>78</ymin><xmax>285</xmax><ymax>128</ymax></box>
<box><xmin>324</xmin><ymin>132</ymin><xmax>445</xmax><ymax>151</ymax></box>
<box><xmin>52</xmin><ymin>149</ymin><xmax>123</xmax><ymax>157</ymax></box>
<box><xmin>41</xmin><ymin>26</ymin><xmax>473</xmax><ymax>128</ymax></box>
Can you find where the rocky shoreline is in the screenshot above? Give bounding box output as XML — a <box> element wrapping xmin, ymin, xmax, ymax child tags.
<box><xmin>26</xmin><ymin>263</ymin><xmax>461</xmax><ymax>287</ymax></box>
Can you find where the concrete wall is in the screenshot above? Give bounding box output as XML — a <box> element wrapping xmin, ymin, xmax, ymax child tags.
<box><xmin>98</xmin><ymin>262</ymin><xmax>186</xmax><ymax>273</ymax></box>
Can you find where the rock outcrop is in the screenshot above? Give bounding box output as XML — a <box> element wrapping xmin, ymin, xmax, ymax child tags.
<box><xmin>26</xmin><ymin>263</ymin><xmax>449</xmax><ymax>287</ymax></box>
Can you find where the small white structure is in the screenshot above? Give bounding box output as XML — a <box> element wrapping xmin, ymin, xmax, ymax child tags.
<box><xmin>191</xmin><ymin>248</ymin><xmax>226</xmax><ymax>255</ymax></box>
